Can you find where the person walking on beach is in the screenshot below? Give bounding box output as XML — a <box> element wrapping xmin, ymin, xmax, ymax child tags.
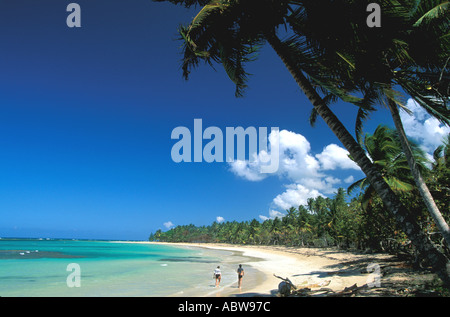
<box><xmin>237</xmin><ymin>264</ymin><xmax>244</xmax><ymax>290</ymax></box>
<box><xmin>213</xmin><ymin>266</ymin><xmax>221</xmax><ymax>287</ymax></box>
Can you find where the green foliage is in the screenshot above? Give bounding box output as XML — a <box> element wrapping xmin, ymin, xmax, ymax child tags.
<box><xmin>149</xmin><ymin>188</ymin><xmax>365</xmax><ymax>249</ymax></box>
<box><xmin>348</xmin><ymin>125</ymin><xmax>430</xmax><ymax>207</ymax></box>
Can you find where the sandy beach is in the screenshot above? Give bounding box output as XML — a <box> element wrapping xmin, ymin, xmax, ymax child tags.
<box><xmin>136</xmin><ymin>242</ymin><xmax>413</xmax><ymax>297</ymax></box>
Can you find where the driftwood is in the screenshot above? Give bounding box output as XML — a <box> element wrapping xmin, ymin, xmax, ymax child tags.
<box><xmin>273</xmin><ymin>273</ymin><xmax>441</xmax><ymax>297</ymax></box>
<box><xmin>325</xmin><ymin>283</ymin><xmax>365</xmax><ymax>297</ymax></box>
<box><xmin>274</xmin><ymin>274</ymin><xmax>296</xmax><ymax>296</ymax></box>
<box><xmin>273</xmin><ymin>274</ymin><xmax>374</xmax><ymax>296</ymax></box>
<box><xmin>274</xmin><ymin>274</ymin><xmax>332</xmax><ymax>297</ymax></box>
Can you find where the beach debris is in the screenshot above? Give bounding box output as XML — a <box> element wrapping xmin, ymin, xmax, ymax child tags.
<box><xmin>274</xmin><ymin>277</ymin><xmax>377</xmax><ymax>297</ymax></box>
<box><xmin>272</xmin><ymin>256</ymin><xmax>444</xmax><ymax>297</ymax></box>
<box><xmin>278</xmin><ymin>281</ymin><xmax>292</xmax><ymax>297</ymax></box>
<box><xmin>274</xmin><ymin>275</ymin><xmax>296</xmax><ymax>297</ymax></box>
<box><xmin>298</xmin><ymin>280</ymin><xmax>331</xmax><ymax>289</ymax></box>
<box><xmin>274</xmin><ymin>274</ymin><xmax>337</xmax><ymax>297</ymax></box>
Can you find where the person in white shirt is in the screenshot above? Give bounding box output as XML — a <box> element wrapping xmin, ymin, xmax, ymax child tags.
<box><xmin>213</xmin><ymin>266</ymin><xmax>221</xmax><ymax>287</ymax></box>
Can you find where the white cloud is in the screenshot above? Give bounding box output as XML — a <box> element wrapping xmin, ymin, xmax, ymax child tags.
<box><xmin>228</xmin><ymin>129</ymin><xmax>320</xmax><ymax>182</ymax></box>
<box><xmin>273</xmin><ymin>184</ymin><xmax>324</xmax><ymax>211</ymax></box>
<box><xmin>299</xmin><ymin>176</ymin><xmax>343</xmax><ymax>195</ymax></box>
<box><xmin>228</xmin><ymin>129</ymin><xmax>360</xmax><ymax>191</ymax></box>
<box><xmin>163</xmin><ymin>221</ymin><xmax>174</xmax><ymax>229</ymax></box>
<box><xmin>277</xmin><ymin>130</ymin><xmax>323</xmax><ymax>181</ymax></box>
<box><xmin>344</xmin><ymin>175</ymin><xmax>355</xmax><ymax>184</ymax></box>
<box><xmin>216</xmin><ymin>216</ymin><xmax>225</xmax><ymax>223</ymax></box>
<box><xmin>401</xmin><ymin>99</ymin><xmax>450</xmax><ymax>154</ymax></box>
<box><xmin>259</xmin><ymin>184</ymin><xmax>325</xmax><ymax>220</ymax></box>
<box><xmin>229</xmin><ymin>158</ymin><xmax>267</xmax><ymax>182</ymax></box>
<box><xmin>259</xmin><ymin>209</ymin><xmax>285</xmax><ymax>221</ymax></box>
<box><xmin>315</xmin><ymin>144</ymin><xmax>360</xmax><ymax>170</ymax></box>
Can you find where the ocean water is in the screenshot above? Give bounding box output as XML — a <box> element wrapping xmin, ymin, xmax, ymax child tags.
<box><xmin>0</xmin><ymin>239</ymin><xmax>262</xmax><ymax>297</ymax></box>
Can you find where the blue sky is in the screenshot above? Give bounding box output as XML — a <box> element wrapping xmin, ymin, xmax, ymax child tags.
<box><xmin>0</xmin><ymin>1</ymin><xmax>447</xmax><ymax>240</ymax></box>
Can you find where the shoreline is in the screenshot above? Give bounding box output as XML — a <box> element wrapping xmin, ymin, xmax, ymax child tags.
<box><xmin>127</xmin><ymin>241</ymin><xmax>408</xmax><ymax>296</ymax></box>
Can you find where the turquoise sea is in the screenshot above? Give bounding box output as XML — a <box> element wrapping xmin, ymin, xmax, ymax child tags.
<box><xmin>0</xmin><ymin>239</ymin><xmax>262</xmax><ymax>297</ymax></box>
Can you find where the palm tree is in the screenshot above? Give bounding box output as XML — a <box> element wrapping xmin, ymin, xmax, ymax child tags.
<box><xmin>433</xmin><ymin>134</ymin><xmax>450</xmax><ymax>172</ymax></box>
<box><xmin>431</xmin><ymin>134</ymin><xmax>450</xmax><ymax>222</ymax></box>
<box><xmin>348</xmin><ymin>125</ymin><xmax>429</xmax><ymax>207</ymax></box>
<box><xmin>153</xmin><ymin>0</ymin><xmax>450</xmax><ymax>284</ymax></box>
<box><xmin>294</xmin><ymin>0</ymin><xmax>450</xmax><ymax>247</ymax></box>
<box><xmin>379</xmin><ymin>1</ymin><xmax>450</xmax><ymax>249</ymax></box>
<box><xmin>248</xmin><ymin>218</ymin><xmax>261</xmax><ymax>244</ymax></box>
<box><xmin>349</xmin><ymin>125</ymin><xmax>448</xmax><ymax>252</ymax></box>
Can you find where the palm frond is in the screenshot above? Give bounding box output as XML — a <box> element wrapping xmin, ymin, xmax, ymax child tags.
<box><xmin>382</xmin><ymin>86</ymin><xmax>411</xmax><ymax>113</ymax></box>
<box><xmin>396</xmin><ymin>69</ymin><xmax>450</xmax><ymax>125</ymax></box>
<box><xmin>347</xmin><ymin>177</ymin><xmax>369</xmax><ymax>195</ymax></box>
<box><xmin>355</xmin><ymin>107</ymin><xmax>372</xmax><ymax>145</ymax></box>
<box><xmin>413</xmin><ymin>1</ymin><xmax>450</xmax><ymax>26</ymax></box>
<box><xmin>309</xmin><ymin>108</ymin><xmax>319</xmax><ymax>127</ymax></box>
<box><xmin>176</xmin><ymin>0</ymin><xmax>265</xmax><ymax>97</ymax></box>
<box><xmin>385</xmin><ymin>177</ymin><xmax>415</xmax><ymax>192</ymax></box>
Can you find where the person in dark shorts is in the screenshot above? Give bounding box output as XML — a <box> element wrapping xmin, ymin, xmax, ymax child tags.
<box><xmin>213</xmin><ymin>266</ymin><xmax>221</xmax><ymax>287</ymax></box>
<box><xmin>237</xmin><ymin>264</ymin><xmax>244</xmax><ymax>289</ymax></box>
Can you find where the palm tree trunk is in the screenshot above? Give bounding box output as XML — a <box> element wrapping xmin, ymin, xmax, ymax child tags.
<box><xmin>265</xmin><ymin>32</ymin><xmax>450</xmax><ymax>285</ymax></box>
<box><xmin>388</xmin><ymin>99</ymin><xmax>450</xmax><ymax>248</ymax></box>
